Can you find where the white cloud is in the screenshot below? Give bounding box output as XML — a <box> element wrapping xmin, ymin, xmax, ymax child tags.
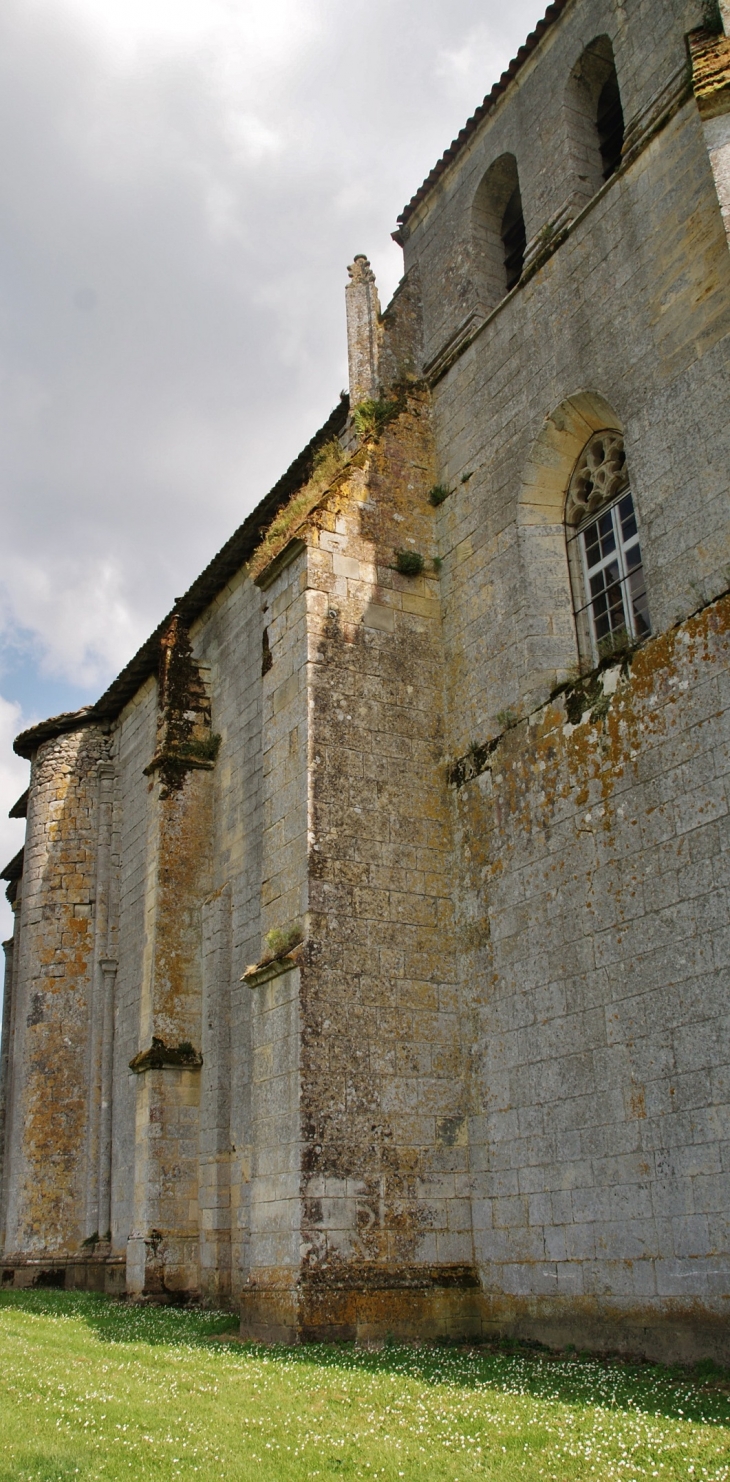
<box><xmin>0</xmin><ymin>0</ymin><xmax>547</xmax><ymax>699</ymax></box>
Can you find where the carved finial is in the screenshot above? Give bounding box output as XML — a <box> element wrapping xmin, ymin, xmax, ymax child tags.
<box><xmin>345</xmin><ymin>255</ymin><xmax>381</xmax><ymax>405</ymax></box>
<box><xmin>348</xmin><ymin>254</ymin><xmax>376</xmax><ymax>285</ymax></box>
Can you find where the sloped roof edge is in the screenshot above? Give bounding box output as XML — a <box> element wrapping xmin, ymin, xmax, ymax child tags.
<box><xmin>14</xmin><ymin>394</ymin><xmax>349</xmax><ymax>759</ymax></box>
<box><xmin>9</xmin><ymin>788</ymin><xmax>29</xmax><ymax>819</ymax></box>
<box><xmin>394</xmin><ymin>0</ymin><xmax>569</xmax><ymax>239</ymax></box>
<box><xmin>1</xmin><ymin>847</ymin><xmax>24</xmax><ymax>882</ymax></box>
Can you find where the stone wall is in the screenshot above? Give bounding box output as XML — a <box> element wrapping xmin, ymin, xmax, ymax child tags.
<box><xmin>295</xmin><ymin>394</ymin><xmax>474</xmax><ymax>1341</ymax></box>
<box><xmin>454</xmin><ymin>597</ymin><xmax>730</xmax><ymax>1361</ymax></box>
<box><xmin>395</xmin><ymin>0</ymin><xmax>730</xmax><ymax>1359</ymax></box>
<box><xmin>2</xmin><ymin>725</ymin><xmax>105</xmax><ymax>1261</ymax></box>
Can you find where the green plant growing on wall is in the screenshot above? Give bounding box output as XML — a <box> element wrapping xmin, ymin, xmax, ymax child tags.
<box><xmin>433</xmin><ymin>556</ymin><xmax>443</xmax><ymax>574</ymax></box>
<box><xmin>264</xmin><ymin>924</ymin><xmax>304</xmax><ymax>961</ymax></box>
<box><xmin>180</xmin><ymin>732</ymin><xmax>221</xmax><ymax>763</ymax></box>
<box><xmin>495</xmin><ymin>708</ymin><xmax>518</xmax><ymax>730</ymax></box>
<box><xmin>252</xmin><ymin>439</ymin><xmax>347</xmax><ymax>581</ymax></box>
<box><xmin>428</xmin><ymin>484</ymin><xmax>450</xmax><ymax>506</ymax></box>
<box><xmin>353</xmin><ymin>397</ymin><xmax>400</xmax><ymax>441</ymax></box>
<box><xmin>395</xmin><ymin>550</ymin><xmax>425</xmax><ymax>577</ymax></box>
<box><xmin>597</xmin><ymin>627</ymin><xmax>634</xmax><ymax>663</ymax></box>
<box><xmin>311</xmin><ymin>437</ymin><xmax>345</xmax><ymax>482</ymax></box>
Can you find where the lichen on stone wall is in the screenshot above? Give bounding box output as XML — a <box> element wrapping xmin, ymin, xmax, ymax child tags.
<box><xmin>144</xmin><ymin>615</ymin><xmax>218</xmax><ymax>794</ymax></box>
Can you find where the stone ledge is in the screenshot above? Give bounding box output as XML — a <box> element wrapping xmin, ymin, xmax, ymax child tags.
<box><xmin>142</xmin><ymin>751</ymin><xmax>216</xmax><ymax>777</ymax></box>
<box><xmin>690</xmin><ymin>27</ymin><xmax>730</xmax><ymax>119</ymax></box>
<box><xmin>129</xmin><ymin>1038</ymin><xmax>203</xmax><ymax>1073</ymax></box>
<box><xmin>254</xmin><ymin>537</ymin><xmax>306</xmax><ymax>591</ymax></box>
<box><xmin>241</xmin><ymin>953</ymin><xmax>300</xmax><ymax>989</ymax></box>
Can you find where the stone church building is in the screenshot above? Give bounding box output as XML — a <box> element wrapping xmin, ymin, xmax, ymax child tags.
<box><xmin>2</xmin><ymin>0</ymin><xmax>730</xmax><ymax>1360</ymax></box>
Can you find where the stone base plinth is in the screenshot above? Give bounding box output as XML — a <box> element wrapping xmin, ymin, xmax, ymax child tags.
<box><xmin>240</xmin><ymin>1266</ymin><xmax>483</xmax><ymax>1345</ymax></box>
<box><xmin>1</xmin><ymin>1256</ymin><xmax>126</xmax><ymax>1295</ymax></box>
<box><xmin>240</xmin><ymin>1275</ymin><xmax>730</xmax><ymax>1363</ymax></box>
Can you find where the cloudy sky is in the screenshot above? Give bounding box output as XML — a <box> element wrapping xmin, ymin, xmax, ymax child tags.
<box><xmin>0</xmin><ymin>0</ymin><xmax>547</xmax><ymax>937</ymax></box>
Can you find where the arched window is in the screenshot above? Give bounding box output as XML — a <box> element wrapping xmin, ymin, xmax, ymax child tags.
<box><xmin>565</xmin><ymin>432</ymin><xmax>650</xmax><ymax>665</ymax></box>
<box><xmin>596</xmin><ymin>68</ymin><xmax>624</xmax><ymax>180</ymax></box>
<box><xmin>501</xmin><ymin>184</ymin><xmax>526</xmax><ymax>291</ymax></box>
<box><xmin>566</xmin><ymin>37</ymin><xmax>625</xmax><ymax>205</ymax></box>
<box><xmin>472</xmin><ymin>154</ymin><xmax>526</xmax><ymax>307</ymax></box>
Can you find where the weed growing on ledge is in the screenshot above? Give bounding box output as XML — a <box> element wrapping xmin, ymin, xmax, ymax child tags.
<box><xmin>181</xmin><ymin>732</ymin><xmax>221</xmax><ymax>763</ymax></box>
<box><xmin>352</xmin><ymin>396</ymin><xmax>400</xmax><ymax>441</ymax></box>
<box><xmin>395</xmin><ymin>550</ymin><xmax>425</xmax><ymax>577</ymax></box>
<box><xmin>495</xmin><ymin>708</ymin><xmax>519</xmax><ymax>730</ymax></box>
<box><xmin>264</xmin><ymin>923</ymin><xmax>303</xmax><ymax>961</ymax></box>
<box><xmin>428</xmin><ymin>484</ymin><xmax>451</xmax><ymax>506</ymax></box>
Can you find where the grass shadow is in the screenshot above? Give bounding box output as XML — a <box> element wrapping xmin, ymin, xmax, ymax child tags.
<box><xmin>0</xmin><ymin>1452</ymin><xmax>87</xmax><ymax>1481</ymax></box>
<box><xmin>2</xmin><ymin>1289</ymin><xmax>729</xmax><ymax>1433</ymax></box>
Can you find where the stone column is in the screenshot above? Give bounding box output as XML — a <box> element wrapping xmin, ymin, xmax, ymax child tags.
<box><xmin>238</xmin><ymin>545</ymin><xmax>310</xmax><ymax>1342</ymax></box>
<box><xmin>0</xmin><ymin>934</ymin><xmax>16</xmax><ymax>1244</ymax></box>
<box><xmin>84</xmin><ymin>758</ymin><xmax>117</xmax><ymax>1243</ymax></box>
<box><xmin>198</xmin><ymin>883</ymin><xmax>233</xmax><ymax>1302</ymax></box>
<box><xmin>2</xmin><ymin>724</ymin><xmax>103</xmax><ymax>1262</ymax></box>
<box><xmin>126</xmin><ymin>618</ymin><xmax>215</xmax><ymax>1297</ymax></box>
<box><xmin>346</xmin><ymin>256</ymin><xmax>382</xmax><ymax>406</ymax></box>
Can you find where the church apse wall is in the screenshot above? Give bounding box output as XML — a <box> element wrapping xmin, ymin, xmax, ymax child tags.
<box><xmin>2</xmin><ymin>0</ymin><xmax>730</xmax><ymax>1360</ymax></box>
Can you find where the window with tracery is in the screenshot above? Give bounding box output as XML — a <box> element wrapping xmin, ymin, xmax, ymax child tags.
<box><xmin>565</xmin><ymin>432</ymin><xmax>650</xmax><ymax>665</ymax></box>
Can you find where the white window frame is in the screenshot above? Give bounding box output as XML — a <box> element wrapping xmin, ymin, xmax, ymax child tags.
<box><xmin>567</xmin><ymin>490</ymin><xmax>650</xmax><ymax>667</ymax></box>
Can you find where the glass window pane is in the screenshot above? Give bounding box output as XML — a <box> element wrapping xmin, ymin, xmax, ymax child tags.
<box><xmin>583</xmin><ymin>526</ymin><xmax>600</xmax><ymax>567</ymax></box>
<box><xmin>573</xmin><ymin>484</ymin><xmax>651</xmax><ymax>662</ymax></box>
<box><xmin>629</xmin><ymin>569</ymin><xmax>651</xmax><ymax>636</ymax></box>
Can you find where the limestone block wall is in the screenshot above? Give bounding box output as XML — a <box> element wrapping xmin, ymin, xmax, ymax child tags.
<box><xmin>421</xmin><ymin>94</ymin><xmax>730</xmax><ymax>750</ymax></box>
<box><xmin>1</xmin><ymin>725</ymin><xmax>105</xmax><ymax>1260</ymax></box>
<box><xmin>454</xmin><ymin>596</ymin><xmax>730</xmax><ymax>1361</ymax></box>
<box><xmin>190</xmin><ymin>564</ymin><xmax>272</xmax><ymax>1302</ymax></box>
<box><xmin>398</xmin><ymin>0</ymin><xmax>706</xmax><ymax>376</ymax></box>
<box><xmin>285</xmin><ymin>394</ymin><xmax>476</xmax><ymax>1341</ymax></box>
<box><xmin>389</xmin><ymin>0</ymin><xmax>730</xmax><ymax>1359</ymax></box>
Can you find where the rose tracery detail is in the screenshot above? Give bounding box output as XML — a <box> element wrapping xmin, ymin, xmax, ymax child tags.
<box><xmin>566</xmin><ymin>430</ymin><xmax>629</xmax><ymax>526</ymax></box>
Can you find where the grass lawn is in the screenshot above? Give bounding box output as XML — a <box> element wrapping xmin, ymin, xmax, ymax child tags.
<box><xmin>0</xmin><ymin>1292</ymin><xmax>729</xmax><ymax>1481</ymax></box>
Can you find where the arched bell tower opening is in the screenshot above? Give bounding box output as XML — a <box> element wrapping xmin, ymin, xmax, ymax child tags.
<box><xmin>472</xmin><ymin>153</ymin><xmax>526</xmax><ymax>308</ymax></box>
<box><xmin>565</xmin><ymin>36</ymin><xmax>625</xmax><ymax>207</ymax></box>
